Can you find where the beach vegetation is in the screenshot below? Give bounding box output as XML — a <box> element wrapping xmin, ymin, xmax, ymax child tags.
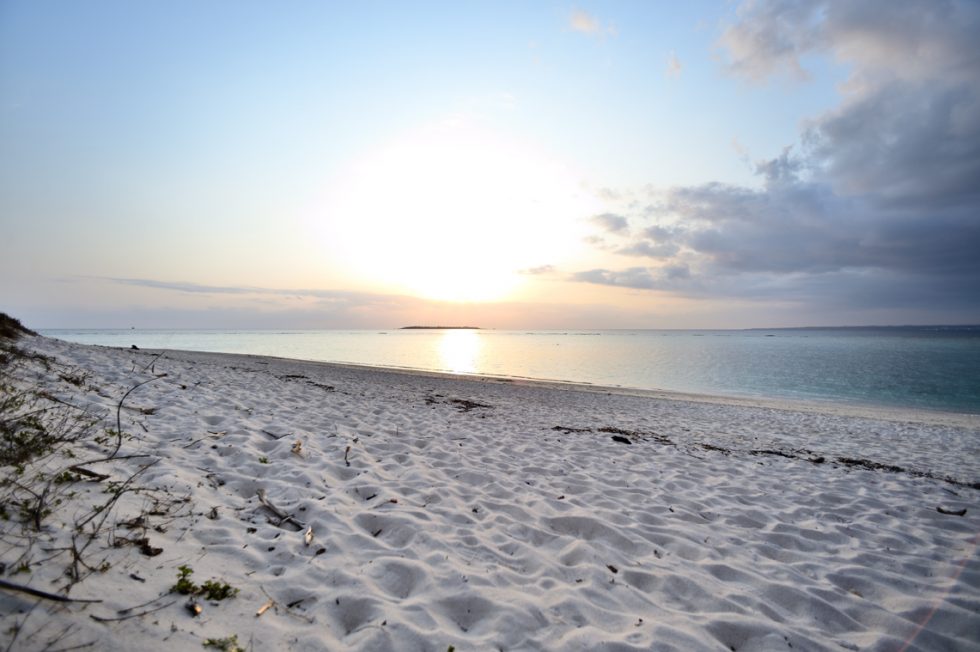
<box><xmin>202</xmin><ymin>635</ymin><xmax>244</xmax><ymax>652</ymax></box>
<box><xmin>173</xmin><ymin>564</ymin><xmax>197</xmax><ymax>594</ymax></box>
<box><xmin>53</xmin><ymin>470</ymin><xmax>82</xmax><ymax>484</ymax></box>
<box><xmin>0</xmin><ymin>312</ymin><xmax>37</xmax><ymax>340</ymax></box>
<box><xmin>58</xmin><ymin>371</ymin><xmax>89</xmax><ymax>388</ymax></box>
<box><xmin>0</xmin><ymin>334</ymin><xmax>185</xmax><ymax>601</ymax></box>
<box><xmin>200</xmin><ymin>579</ymin><xmax>239</xmax><ymax>601</ymax></box>
<box><xmin>259</xmin><ymin>455</ymin><xmax>269</xmax><ymax>464</ymax></box>
<box><xmin>0</xmin><ymin>369</ymin><xmax>62</xmax><ymax>468</ymax></box>
<box><xmin>171</xmin><ymin>565</ymin><xmax>239</xmax><ymax>600</ymax></box>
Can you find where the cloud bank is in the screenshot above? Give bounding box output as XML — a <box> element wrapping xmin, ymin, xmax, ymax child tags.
<box><xmin>24</xmin><ymin>276</ymin><xmax>655</xmax><ymax>330</ymax></box>
<box><xmin>575</xmin><ymin>0</ymin><xmax>980</xmax><ymax>321</ymax></box>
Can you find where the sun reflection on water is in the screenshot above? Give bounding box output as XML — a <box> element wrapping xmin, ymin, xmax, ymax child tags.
<box><xmin>438</xmin><ymin>329</ymin><xmax>482</xmax><ymax>374</ymax></box>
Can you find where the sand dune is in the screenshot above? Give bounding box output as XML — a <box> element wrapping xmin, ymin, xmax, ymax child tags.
<box><xmin>1</xmin><ymin>335</ymin><xmax>977</xmax><ymax>651</ymax></box>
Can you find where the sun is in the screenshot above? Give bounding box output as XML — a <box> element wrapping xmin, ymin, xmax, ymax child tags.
<box><xmin>316</xmin><ymin>120</ymin><xmax>595</xmax><ymax>302</ymax></box>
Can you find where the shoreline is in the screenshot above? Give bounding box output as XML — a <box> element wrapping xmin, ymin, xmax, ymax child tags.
<box><xmin>1</xmin><ymin>334</ymin><xmax>977</xmax><ymax>651</ymax></box>
<box><xmin>142</xmin><ymin>345</ymin><xmax>980</xmax><ymax>430</ymax></box>
<box><xmin>41</xmin><ymin>329</ymin><xmax>980</xmax><ymax>422</ymax></box>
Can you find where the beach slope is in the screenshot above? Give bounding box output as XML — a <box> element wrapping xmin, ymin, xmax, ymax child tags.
<box><xmin>1</xmin><ymin>334</ymin><xmax>978</xmax><ymax>651</ymax></box>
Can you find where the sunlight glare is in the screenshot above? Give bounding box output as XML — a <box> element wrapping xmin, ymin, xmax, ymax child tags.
<box><xmin>437</xmin><ymin>329</ymin><xmax>482</xmax><ymax>374</ymax></box>
<box><xmin>317</xmin><ymin>121</ymin><xmax>597</xmax><ymax>302</ymax></box>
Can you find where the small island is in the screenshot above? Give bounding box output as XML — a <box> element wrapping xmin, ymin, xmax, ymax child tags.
<box><xmin>400</xmin><ymin>325</ymin><xmax>481</xmax><ymax>330</ymax></box>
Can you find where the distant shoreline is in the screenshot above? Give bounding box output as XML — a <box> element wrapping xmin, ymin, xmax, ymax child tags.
<box><xmin>399</xmin><ymin>325</ymin><xmax>480</xmax><ymax>330</ymax></box>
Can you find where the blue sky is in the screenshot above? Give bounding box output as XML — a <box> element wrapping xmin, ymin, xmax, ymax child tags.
<box><xmin>2</xmin><ymin>1</ymin><xmax>977</xmax><ymax>328</ymax></box>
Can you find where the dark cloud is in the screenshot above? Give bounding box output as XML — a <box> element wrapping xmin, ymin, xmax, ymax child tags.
<box><xmin>574</xmin><ymin>0</ymin><xmax>980</xmax><ymax>320</ymax></box>
<box><xmin>571</xmin><ymin>265</ymin><xmax>691</xmax><ymax>290</ymax></box>
<box><xmin>723</xmin><ymin>0</ymin><xmax>980</xmax><ymax>207</ymax></box>
<box><xmin>719</xmin><ymin>0</ymin><xmax>979</xmax><ymax>83</ymax></box>
<box><xmin>658</xmin><ymin>178</ymin><xmax>980</xmax><ymax>276</ymax></box>
<box><xmin>643</xmin><ymin>225</ymin><xmax>677</xmax><ymax>240</ymax></box>
<box><xmin>572</xmin><ymin>268</ymin><xmax>659</xmax><ymax>289</ymax></box>
<box><xmin>590</xmin><ymin>212</ymin><xmax>630</xmax><ymax>234</ymax></box>
<box><xmin>585</xmin><ymin>167</ymin><xmax>980</xmax><ymax>306</ymax></box>
<box><xmin>805</xmin><ymin>81</ymin><xmax>980</xmax><ymax>206</ymax></box>
<box><xmin>616</xmin><ymin>241</ymin><xmax>678</xmax><ymax>259</ymax></box>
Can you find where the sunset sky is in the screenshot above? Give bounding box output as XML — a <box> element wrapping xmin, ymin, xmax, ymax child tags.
<box><xmin>2</xmin><ymin>1</ymin><xmax>978</xmax><ymax>329</ymax></box>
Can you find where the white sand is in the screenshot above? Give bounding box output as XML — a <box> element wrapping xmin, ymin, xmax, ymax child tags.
<box><xmin>1</xmin><ymin>334</ymin><xmax>978</xmax><ymax>651</ymax></box>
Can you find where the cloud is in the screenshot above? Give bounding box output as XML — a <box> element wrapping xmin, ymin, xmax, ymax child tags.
<box><xmin>597</xmin><ymin>187</ymin><xmax>621</xmax><ymax>201</ymax></box>
<box><xmin>569</xmin><ymin>9</ymin><xmax>599</xmax><ymax>33</ymax></box>
<box><xmin>28</xmin><ymin>275</ymin><xmax>677</xmax><ymax>330</ymax></box>
<box><xmin>617</xmin><ymin>241</ymin><xmax>679</xmax><ymax>259</ymax></box>
<box><xmin>590</xmin><ymin>212</ymin><xmax>629</xmax><ymax>234</ymax></box>
<box><xmin>574</xmin><ymin>1</ymin><xmax>980</xmax><ymax>320</ymax></box>
<box><xmin>571</xmin><ymin>264</ymin><xmax>691</xmax><ymax>291</ymax></box>
<box><xmin>569</xmin><ymin>9</ymin><xmax>616</xmax><ymax>38</ymax></box>
<box><xmin>98</xmin><ymin>277</ymin><xmax>422</xmax><ymax>310</ymax></box>
<box><xmin>656</xmin><ymin>177</ymin><xmax>980</xmax><ymax>276</ymax></box>
<box><xmin>805</xmin><ymin>80</ymin><xmax>980</xmax><ymax>205</ymax></box>
<box><xmin>719</xmin><ymin>0</ymin><xmax>980</xmax><ymax>207</ymax></box>
<box><xmin>592</xmin><ymin>158</ymin><xmax>980</xmax><ymax>283</ymax></box>
<box><xmin>104</xmin><ymin>278</ymin><xmax>257</xmax><ymax>295</ymax></box>
<box><xmin>666</xmin><ymin>51</ymin><xmax>682</xmax><ymax>78</ymax></box>
<box><xmin>720</xmin><ymin>0</ymin><xmax>979</xmax><ymax>85</ymax></box>
<box><xmin>719</xmin><ymin>1</ymin><xmax>821</xmax><ymax>81</ymax></box>
<box><xmin>572</xmin><ymin>268</ymin><xmax>658</xmax><ymax>289</ymax></box>
<box><xmin>519</xmin><ymin>265</ymin><xmax>556</xmax><ymax>275</ymax></box>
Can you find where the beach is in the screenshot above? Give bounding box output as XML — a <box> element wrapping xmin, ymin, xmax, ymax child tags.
<box><xmin>1</xmin><ymin>333</ymin><xmax>978</xmax><ymax>651</ymax></box>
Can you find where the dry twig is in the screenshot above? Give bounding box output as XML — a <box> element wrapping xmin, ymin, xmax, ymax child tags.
<box><xmin>256</xmin><ymin>489</ymin><xmax>304</xmax><ymax>530</ymax></box>
<box><xmin>0</xmin><ymin>578</ymin><xmax>101</xmax><ymax>603</ymax></box>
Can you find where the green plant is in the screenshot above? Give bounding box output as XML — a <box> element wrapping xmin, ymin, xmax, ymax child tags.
<box><xmin>203</xmin><ymin>635</ymin><xmax>243</xmax><ymax>652</ymax></box>
<box><xmin>171</xmin><ymin>565</ymin><xmax>239</xmax><ymax>601</ymax></box>
<box><xmin>0</xmin><ymin>390</ymin><xmax>51</xmax><ymax>466</ymax></box>
<box><xmin>58</xmin><ymin>371</ymin><xmax>88</xmax><ymax>387</ymax></box>
<box><xmin>200</xmin><ymin>580</ymin><xmax>239</xmax><ymax>601</ymax></box>
<box><xmin>53</xmin><ymin>470</ymin><xmax>81</xmax><ymax>484</ymax></box>
<box><xmin>258</xmin><ymin>456</ymin><xmax>269</xmax><ymax>464</ymax></box>
<box><xmin>172</xmin><ymin>564</ymin><xmax>197</xmax><ymax>594</ymax></box>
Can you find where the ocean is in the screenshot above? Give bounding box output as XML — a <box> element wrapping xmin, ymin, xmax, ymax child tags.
<box><xmin>40</xmin><ymin>327</ymin><xmax>980</xmax><ymax>414</ymax></box>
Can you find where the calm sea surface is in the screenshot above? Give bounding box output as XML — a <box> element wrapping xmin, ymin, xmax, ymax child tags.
<box><xmin>41</xmin><ymin>327</ymin><xmax>980</xmax><ymax>414</ymax></box>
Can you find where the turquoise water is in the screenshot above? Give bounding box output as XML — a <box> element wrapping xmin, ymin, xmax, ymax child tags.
<box><xmin>40</xmin><ymin>327</ymin><xmax>980</xmax><ymax>413</ymax></box>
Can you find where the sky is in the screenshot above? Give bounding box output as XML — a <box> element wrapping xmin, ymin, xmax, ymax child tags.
<box><xmin>1</xmin><ymin>0</ymin><xmax>978</xmax><ymax>329</ymax></box>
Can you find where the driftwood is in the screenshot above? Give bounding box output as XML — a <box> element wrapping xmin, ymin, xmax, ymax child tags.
<box><xmin>256</xmin><ymin>489</ymin><xmax>304</xmax><ymax>530</ymax></box>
